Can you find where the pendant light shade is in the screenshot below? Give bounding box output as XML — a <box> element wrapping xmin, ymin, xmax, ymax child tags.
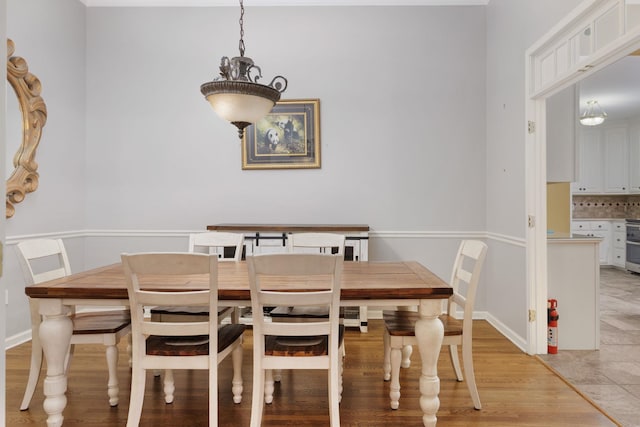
<box><xmin>579</xmin><ymin>100</ymin><xmax>607</xmax><ymax>126</ymax></box>
<box><xmin>200</xmin><ymin>0</ymin><xmax>287</xmax><ymax>138</ymax></box>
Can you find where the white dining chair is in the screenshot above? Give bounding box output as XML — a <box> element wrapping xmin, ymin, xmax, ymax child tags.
<box><xmin>269</xmin><ymin>232</ymin><xmax>345</xmax><ymax>320</ymax></box>
<box><xmin>247</xmin><ymin>253</ymin><xmax>344</xmax><ymax>427</ymax></box>
<box><xmin>149</xmin><ymin>231</ymin><xmax>244</xmax><ymax>323</ymax></box>
<box><xmin>121</xmin><ymin>252</ymin><xmax>245</xmax><ymax>427</ymax></box>
<box><xmin>382</xmin><ymin>239</ymin><xmax>488</xmax><ymax>410</ymax></box>
<box><xmin>16</xmin><ymin>238</ymin><xmax>131</xmax><ymax>410</ymax></box>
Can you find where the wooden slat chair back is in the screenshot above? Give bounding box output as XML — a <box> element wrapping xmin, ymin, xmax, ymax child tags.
<box><xmin>247</xmin><ymin>253</ymin><xmax>344</xmax><ymax>427</ymax></box>
<box><xmin>150</xmin><ymin>232</ymin><xmax>244</xmax><ymax>323</ymax></box>
<box><xmin>286</xmin><ymin>232</ymin><xmax>345</xmax><ymax>255</ymax></box>
<box><xmin>121</xmin><ymin>252</ymin><xmax>245</xmax><ymax>427</ymax></box>
<box><xmin>16</xmin><ymin>238</ymin><xmax>131</xmax><ymax>410</ymax></box>
<box><xmin>382</xmin><ymin>239</ymin><xmax>488</xmax><ymax>410</ymax></box>
<box><xmin>189</xmin><ymin>231</ymin><xmax>245</xmax><ymax>261</ymax></box>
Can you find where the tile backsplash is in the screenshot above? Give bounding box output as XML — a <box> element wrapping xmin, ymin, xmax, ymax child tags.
<box><xmin>572</xmin><ymin>195</ymin><xmax>640</xmax><ymax>219</ymax></box>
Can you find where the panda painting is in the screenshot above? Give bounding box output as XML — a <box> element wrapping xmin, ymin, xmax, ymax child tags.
<box><xmin>263</xmin><ymin>128</ymin><xmax>280</xmax><ymax>152</ymax></box>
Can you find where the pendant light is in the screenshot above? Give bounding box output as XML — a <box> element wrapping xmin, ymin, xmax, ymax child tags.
<box><xmin>579</xmin><ymin>100</ymin><xmax>607</xmax><ymax>126</ymax></box>
<box><xmin>200</xmin><ymin>0</ymin><xmax>288</xmax><ymax>138</ymax></box>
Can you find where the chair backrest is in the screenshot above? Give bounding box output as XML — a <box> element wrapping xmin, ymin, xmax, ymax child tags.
<box><xmin>447</xmin><ymin>240</ymin><xmax>488</xmax><ymax>330</ymax></box>
<box><xmin>287</xmin><ymin>232</ymin><xmax>346</xmax><ymax>256</ymax></box>
<box><xmin>16</xmin><ymin>238</ymin><xmax>72</xmax><ymax>285</ymax></box>
<box><xmin>189</xmin><ymin>232</ymin><xmax>244</xmax><ymax>261</ymax></box>
<box><xmin>247</xmin><ymin>253</ymin><xmax>343</xmax><ymax>351</ymax></box>
<box><xmin>121</xmin><ymin>252</ymin><xmax>219</xmax><ymax>355</ymax></box>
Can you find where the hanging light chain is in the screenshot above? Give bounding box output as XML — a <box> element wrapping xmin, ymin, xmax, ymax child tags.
<box><xmin>238</xmin><ymin>0</ymin><xmax>246</xmax><ymax>57</ymax></box>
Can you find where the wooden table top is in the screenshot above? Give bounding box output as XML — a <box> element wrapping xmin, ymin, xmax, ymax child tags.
<box><xmin>207</xmin><ymin>224</ymin><xmax>370</xmax><ymax>232</ymax></box>
<box><xmin>25</xmin><ymin>261</ymin><xmax>451</xmax><ymax>301</ymax></box>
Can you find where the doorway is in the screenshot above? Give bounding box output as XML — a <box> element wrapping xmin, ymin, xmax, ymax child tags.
<box><xmin>527</xmin><ymin>0</ymin><xmax>640</xmax><ymax>354</ymax></box>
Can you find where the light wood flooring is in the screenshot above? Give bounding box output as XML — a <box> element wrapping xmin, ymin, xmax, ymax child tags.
<box><xmin>6</xmin><ymin>320</ymin><xmax>618</xmax><ymax>426</ymax></box>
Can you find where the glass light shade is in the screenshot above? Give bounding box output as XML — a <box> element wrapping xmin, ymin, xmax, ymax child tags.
<box><xmin>579</xmin><ymin>100</ymin><xmax>607</xmax><ymax>126</ymax></box>
<box><xmin>206</xmin><ymin>92</ymin><xmax>275</xmax><ymax>124</ymax></box>
<box><xmin>579</xmin><ymin>115</ymin><xmax>606</xmax><ymax>126</ymax></box>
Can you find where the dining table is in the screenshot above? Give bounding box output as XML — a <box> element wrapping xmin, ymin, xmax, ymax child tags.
<box><xmin>25</xmin><ymin>259</ymin><xmax>452</xmax><ymax>427</ymax></box>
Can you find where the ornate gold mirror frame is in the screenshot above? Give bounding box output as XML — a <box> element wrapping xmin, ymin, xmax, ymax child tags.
<box><xmin>6</xmin><ymin>38</ymin><xmax>47</xmax><ymax>218</ymax></box>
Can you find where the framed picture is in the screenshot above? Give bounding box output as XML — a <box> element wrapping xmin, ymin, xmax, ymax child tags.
<box><xmin>242</xmin><ymin>99</ymin><xmax>320</xmax><ymax>170</ymax></box>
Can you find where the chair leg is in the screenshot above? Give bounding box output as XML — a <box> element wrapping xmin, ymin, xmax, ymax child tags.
<box><xmin>126</xmin><ymin>366</ymin><xmax>146</xmax><ymax>427</ymax></box>
<box><xmin>231</xmin><ymin>343</ymin><xmax>243</xmax><ymax>403</ymax></box>
<box><xmin>127</xmin><ymin>333</ymin><xmax>132</xmax><ymax>368</ymax></box>
<box><xmin>339</xmin><ymin>342</ymin><xmax>344</xmax><ymax>403</ymax></box>
<box><xmin>105</xmin><ymin>344</ymin><xmax>120</xmax><ymax>406</ymax></box>
<box><xmin>329</xmin><ymin>354</ymin><xmax>341</xmax><ymax>427</ymax></box>
<box><xmin>449</xmin><ymin>344</ymin><xmax>463</xmax><ymax>381</ymax></box>
<box><xmin>264</xmin><ymin>369</ymin><xmax>275</xmax><ymax>404</ymax></box>
<box><xmin>383</xmin><ymin>331</ymin><xmax>391</xmax><ymax>381</ymax></box>
<box><xmin>163</xmin><ymin>369</ymin><xmax>175</xmax><ymax>404</ymax></box>
<box><xmin>20</xmin><ymin>326</ymin><xmax>44</xmax><ymax>410</ymax></box>
<box><xmin>401</xmin><ymin>345</ymin><xmax>412</xmax><ymax>369</ymax></box>
<box><xmin>64</xmin><ymin>344</ymin><xmax>75</xmax><ymax>374</ymax></box>
<box><xmin>273</xmin><ymin>369</ymin><xmax>282</xmax><ymax>382</ymax></box>
<box><xmin>250</xmin><ymin>366</ymin><xmax>265</xmax><ymax>427</ymax></box>
<box><xmin>389</xmin><ymin>345</ymin><xmax>402</xmax><ymax>410</ymax></box>
<box><xmin>209</xmin><ymin>360</ymin><xmax>218</xmax><ymax>427</ymax></box>
<box><xmin>359</xmin><ymin>306</ymin><xmax>368</xmax><ymax>332</ymax></box>
<box><xmin>462</xmin><ymin>338</ymin><xmax>481</xmax><ymax>410</ymax></box>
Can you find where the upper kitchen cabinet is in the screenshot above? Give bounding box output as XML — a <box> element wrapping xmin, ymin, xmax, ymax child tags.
<box><xmin>547</xmin><ymin>85</ymin><xmax>577</xmax><ymax>183</ymax></box>
<box><xmin>629</xmin><ymin>124</ymin><xmax>640</xmax><ymax>193</ymax></box>
<box><xmin>572</xmin><ymin>127</ymin><xmax>603</xmax><ymax>193</ymax></box>
<box><xmin>572</xmin><ymin>123</ymin><xmax>631</xmax><ymax>194</ymax></box>
<box><xmin>603</xmin><ymin>127</ymin><xmax>629</xmax><ymax>193</ymax></box>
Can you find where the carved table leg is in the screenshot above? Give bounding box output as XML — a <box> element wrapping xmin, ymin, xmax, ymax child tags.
<box><xmin>415</xmin><ymin>299</ymin><xmax>444</xmax><ymax>427</ymax></box>
<box><xmin>39</xmin><ymin>300</ymin><xmax>73</xmax><ymax>427</ymax></box>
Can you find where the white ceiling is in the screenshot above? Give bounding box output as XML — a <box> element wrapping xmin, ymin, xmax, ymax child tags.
<box><xmin>579</xmin><ymin>55</ymin><xmax>640</xmax><ymax>121</ymax></box>
<box><xmin>79</xmin><ymin>0</ymin><xmax>489</xmax><ymax>6</ymax></box>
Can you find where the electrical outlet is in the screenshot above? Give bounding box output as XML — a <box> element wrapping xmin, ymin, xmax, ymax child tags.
<box><xmin>5</xmin><ymin>289</ymin><xmax>8</xmax><ymax>305</ymax></box>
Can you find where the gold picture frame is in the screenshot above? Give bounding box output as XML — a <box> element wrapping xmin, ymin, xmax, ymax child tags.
<box><xmin>6</xmin><ymin>39</ymin><xmax>47</xmax><ymax>218</ymax></box>
<box><xmin>242</xmin><ymin>99</ymin><xmax>320</xmax><ymax>170</ymax></box>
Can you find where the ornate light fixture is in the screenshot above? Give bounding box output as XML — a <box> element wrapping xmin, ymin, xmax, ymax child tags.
<box><xmin>200</xmin><ymin>0</ymin><xmax>287</xmax><ymax>138</ymax></box>
<box><xmin>579</xmin><ymin>100</ymin><xmax>607</xmax><ymax>126</ymax></box>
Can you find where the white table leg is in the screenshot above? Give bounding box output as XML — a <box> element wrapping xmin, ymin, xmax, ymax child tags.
<box><xmin>38</xmin><ymin>300</ymin><xmax>73</xmax><ymax>427</ymax></box>
<box><xmin>415</xmin><ymin>299</ymin><xmax>444</xmax><ymax>427</ymax></box>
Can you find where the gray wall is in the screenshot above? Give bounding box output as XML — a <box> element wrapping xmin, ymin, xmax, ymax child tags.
<box><xmin>84</xmin><ymin>6</ymin><xmax>487</xmax><ymax>231</ymax></box>
<box><xmin>483</xmin><ymin>0</ymin><xmax>583</xmax><ymax>342</ymax></box>
<box><xmin>0</xmin><ymin>0</ymin><xmax>592</xmax><ymax>354</ymax></box>
<box><xmin>3</xmin><ymin>0</ymin><xmax>87</xmax><ymax>336</ymax></box>
<box><xmin>1</xmin><ymin>0</ymin><xmax>8</xmax><ymax>422</ymax></box>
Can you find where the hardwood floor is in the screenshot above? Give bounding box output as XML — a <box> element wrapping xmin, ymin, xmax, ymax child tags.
<box><xmin>6</xmin><ymin>320</ymin><xmax>618</xmax><ymax>426</ymax></box>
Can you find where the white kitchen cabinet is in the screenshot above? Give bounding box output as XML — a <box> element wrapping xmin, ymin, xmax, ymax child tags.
<box><xmin>612</xmin><ymin>220</ymin><xmax>626</xmax><ymax>268</ymax></box>
<box><xmin>603</xmin><ymin>127</ymin><xmax>629</xmax><ymax>193</ymax></box>
<box><xmin>572</xmin><ymin>129</ymin><xmax>603</xmax><ymax>193</ymax></box>
<box><xmin>571</xmin><ymin>220</ymin><xmax>610</xmax><ymax>264</ymax></box>
<box><xmin>629</xmin><ymin>125</ymin><xmax>640</xmax><ymax>193</ymax></box>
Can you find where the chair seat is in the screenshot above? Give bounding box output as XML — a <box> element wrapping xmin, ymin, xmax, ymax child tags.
<box><xmin>270</xmin><ymin>306</ymin><xmax>346</xmax><ymax>319</ymax></box>
<box><xmin>265</xmin><ymin>325</ymin><xmax>345</xmax><ymax>357</ymax></box>
<box><xmin>146</xmin><ymin>324</ymin><xmax>246</xmax><ymax>356</ymax></box>
<box><xmin>382</xmin><ymin>310</ymin><xmax>462</xmax><ymax>337</ymax></box>
<box><xmin>149</xmin><ymin>306</ymin><xmax>231</xmax><ymax>317</ymax></box>
<box><xmin>71</xmin><ymin>310</ymin><xmax>131</xmax><ymax>334</ymax></box>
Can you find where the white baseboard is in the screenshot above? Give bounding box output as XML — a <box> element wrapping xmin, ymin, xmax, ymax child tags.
<box><xmin>486</xmin><ymin>312</ymin><xmax>527</xmax><ymax>353</ymax></box>
<box><xmin>5</xmin><ymin>330</ymin><xmax>31</xmax><ymax>350</ymax></box>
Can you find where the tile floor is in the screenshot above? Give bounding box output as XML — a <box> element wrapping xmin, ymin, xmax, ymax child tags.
<box><xmin>539</xmin><ymin>267</ymin><xmax>640</xmax><ymax>427</ymax></box>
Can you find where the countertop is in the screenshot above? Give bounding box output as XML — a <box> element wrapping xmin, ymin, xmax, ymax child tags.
<box><xmin>547</xmin><ymin>232</ymin><xmax>603</xmax><ymax>242</ymax></box>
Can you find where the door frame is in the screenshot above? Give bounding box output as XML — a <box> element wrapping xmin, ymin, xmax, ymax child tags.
<box><xmin>526</xmin><ymin>0</ymin><xmax>640</xmax><ymax>354</ymax></box>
